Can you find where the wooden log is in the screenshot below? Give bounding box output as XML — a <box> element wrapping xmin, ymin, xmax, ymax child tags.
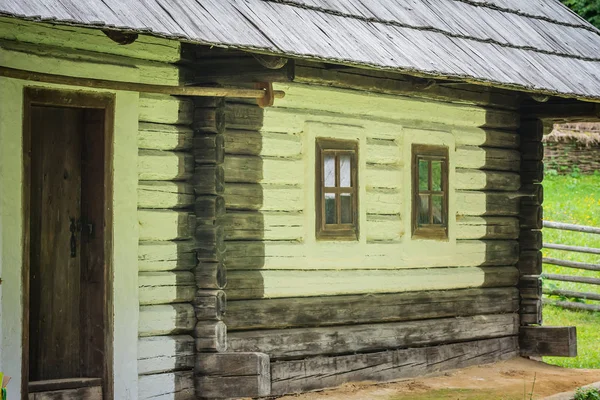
<box><xmin>521</xmin><ymin>160</ymin><xmax>544</xmax><ymax>184</ymax></box>
<box><xmin>194</xmin><ymin>134</ymin><xmax>225</xmax><ymax>165</ymax></box>
<box><xmin>138</xmin><ymin>181</ymin><xmax>194</xmax><ymax>209</ymax></box>
<box><xmin>517</xmin><ymin>251</ymin><xmax>542</xmax><ymax>275</ymax></box>
<box><xmin>226</xmin><ymin>266</ymin><xmax>519</xmax><ymax>300</ymax></box>
<box><xmin>521</xmin><ymin>142</ymin><xmax>544</xmax><ymax>161</ymax></box>
<box><xmin>543</xmin><ymin>288</ymin><xmax>600</xmax><ymax>302</ymax></box>
<box><xmin>543</xmin><ymin>299</ymin><xmax>600</xmax><ymax>312</ymax></box>
<box><xmin>139</xmin><ymin>271</ymin><xmax>196</xmax><ymax>305</ymax></box>
<box><xmin>456</xmin><ymin>191</ymin><xmax>520</xmax><ymax>217</ymax></box>
<box><xmin>228</xmin><ymin>314</ymin><xmax>518</xmax><ymax>360</ymax></box>
<box><xmin>195</xmin><ymin>321</ymin><xmax>227</xmax><ymax>352</ymax></box>
<box><xmin>520</xmin><ymin>184</ymin><xmax>544</xmax><ymax>207</ymax></box>
<box><xmin>138</xmin><ymin>122</ymin><xmax>194</xmax><ymax>151</ymax></box>
<box><xmin>520</xmin><ymin>326</ymin><xmax>577</xmax><ymax>357</ymax></box>
<box><xmin>138</xmin><ymin>335</ymin><xmax>195</xmax><ymax>375</ymax></box>
<box><xmin>195</xmin><ymin>262</ymin><xmax>227</xmax><ymax>290</ymax></box>
<box><xmin>456</xmin><ymin>216</ymin><xmax>519</xmax><ymax>240</ymax></box>
<box><xmin>455</xmin><ymin>169</ymin><xmax>520</xmax><ymax>191</ymax></box>
<box><xmin>193</xmin><ymin>106</ymin><xmax>225</xmax><ymax>134</ymax></box>
<box><xmin>225</xmin><ymin>287</ymin><xmax>519</xmax><ymax>331</ymax></box>
<box><xmin>542</xmin><ymin>274</ymin><xmax>600</xmax><ymax>286</ymax></box>
<box><xmin>192</xmin><ymin>54</ymin><xmax>294</xmax><ymax>84</ymax></box>
<box><xmin>223</xmin><ymin>211</ymin><xmax>304</xmax><ymax>241</ymax></box>
<box><xmin>195</xmin><ymin>196</ymin><xmax>226</xmax><ymax>219</ymax></box>
<box><xmin>366</xmin><ymin>188</ymin><xmax>402</xmax><ymax>215</ymax></box>
<box><xmin>543</xmin><ymin>257</ymin><xmax>600</xmax><ymax>272</ymax></box>
<box><xmin>138</xmin><ymin>240</ymin><xmax>197</xmax><ymax>272</ymax></box>
<box><xmin>195</xmin><ymin>242</ymin><xmax>226</xmax><ymax>264</ymax></box>
<box><xmin>139</xmin><ymin>304</ymin><xmax>196</xmax><ymax>337</ymax></box>
<box><xmin>195</xmin><ymin>352</ymin><xmax>271</xmax><ymax>399</ymax></box>
<box><xmin>139</xmin><ymin>93</ymin><xmax>194</xmax><ymax>125</ymax></box>
<box><xmin>138</xmin><ymin>371</ymin><xmax>194</xmax><ymax>400</ymax></box>
<box><xmin>520</xmin><ymin>229</ymin><xmax>542</xmax><ymax>251</ymax></box>
<box><xmin>224</xmin><ymin>129</ymin><xmax>302</xmax><ymax>157</ymax></box>
<box><xmin>544</xmin><ymin>243</ymin><xmax>600</xmax><ymax>255</ymax></box>
<box><xmin>455</xmin><ymin>146</ymin><xmax>520</xmax><ymax>172</ymax></box>
<box><xmin>518</xmin><ymin>119</ymin><xmax>544</xmax><ymax>142</ymax></box>
<box><xmin>293</xmin><ymin>63</ymin><xmax>519</xmax><ymax>109</ymax></box>
<box><xmin>453</xmin><ymin>128</ymin><xmax>520</xmax><ymax>149</ymax></box>
<box><xmin>224</xmin><ymin>183</ymin><xmax>304</xmax><ymax>212</ymax></box>
<box><xmin>270</xmin><ymin>336</ymin><xmax>518</xmax><ymax>396</ymax></box>
<box><xmin>194</xmin><ymin>290</ymin><xmax>227</xmax><ymax>321</ymax></box>
<box><xmin>366</xmin><ymin>214</ymin><xmax>402</xmax><ymax>243</ymax></box>
<box><xmin>225</xmin><ymin>103</ymin><xmax>264</xmax><ymax>131</ymax></box>
<box><xmin>520</xmin><ymin>205</ymin><xmax>543</xmax><ymax>229</ymax></box>
<box><xmin>192</xmin><ymin>165</ymin><xmax>224</xmax><ymax>195</ymax></box>
<box><xmin>223</xmin><ymin>155</ymin><xmax>303</xmax><ymax>185</ymax></box>
<box><xmin>138</xmin><ymin>150</ymin><xmax>194</xmax><ymax>181</ymax></box>
<box><xmin>365</xmin><ymin>137</ymin><xmax>400</xmax><ymax>166</ymax></box>
<box><xmin>139</xmin><ymin>210</ymin><xmax>195</xmax><ymax>241</ymax></box>
<box><xmin>520</xmin><ymin>299</ymin><xmax>542</xmax><ymax>326</ymax></box>
<box><xmin>543</xmin><ymin>221</ymin><xmax>600</xmax><ymax>235</ymax></box>
<box><xmin>518</xmin><ymin>277</ymin><xmax>542</xmax><ymax>300</ymax></box>
<box><xmin>195</xmin><ymin>223</ymin><xmax>225</xmax><ymax>246</ymax></box>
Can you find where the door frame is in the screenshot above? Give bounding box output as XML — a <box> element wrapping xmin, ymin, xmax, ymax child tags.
<box><xmin>21</xmin><ymin>87</ymin><xmax>115</xmax><ymax>400</ymax></box>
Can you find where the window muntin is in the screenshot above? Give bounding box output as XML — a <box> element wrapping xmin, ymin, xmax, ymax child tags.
<box><xmin>316</xmin><ymin>139</ymin><xmax>358</xmax><ymax>240</ymax></box>
<box><xmin>412</xmin><ymin>144</ymin><xmax>449</xmax><ymax>240</ymax></box>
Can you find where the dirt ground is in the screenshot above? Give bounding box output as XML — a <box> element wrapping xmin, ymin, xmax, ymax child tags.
<box><xmin>276</xmin><ymin>358</ymin><xmax>600</xmax><ymax>400</ymax></box>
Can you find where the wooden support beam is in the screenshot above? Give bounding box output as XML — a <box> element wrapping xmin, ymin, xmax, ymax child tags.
<box><xmin>522</xmin><ymin>101</ymin><xmax>600</xmax><ymax>122</ymax></box>
<box><xmin>520</xmin><ymin>326</ymin><xmax>577</xmax><ymax>357</ymax></box>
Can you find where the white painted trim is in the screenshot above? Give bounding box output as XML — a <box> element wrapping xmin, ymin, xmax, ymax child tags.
<box><xmin>0</xmin><ymin>74</ymin><xmax>139</xmax><ymax>399</ymax></box>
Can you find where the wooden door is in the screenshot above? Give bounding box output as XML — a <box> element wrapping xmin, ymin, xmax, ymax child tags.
<box><xmin>24</xmin><ymin>89</ymin><xmax>114</xmax><ymax>400</ymax></box>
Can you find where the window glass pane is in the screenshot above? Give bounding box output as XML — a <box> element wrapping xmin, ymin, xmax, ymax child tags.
<box><xmin>324</xmin><ymin>154</ymin><xmax>335</xmax><ymax>187</ymax></box>
<box><xmin>418</xmin><ymin>159</ymin><xmax>429</xmax><ymax>191</ymax></box>
<box><xmin>340</xmin><ymin>193</ymin><xmax>353</xmax><ymax>224</ymax></box>
<box><xmin>432</xmin><ymin>161</ymin><xmax>443</xmax><ymax>191</ymax></box>
<box><xmin>340</xmin><ymin>154</ymin><xmax>352</xmax><ymax>187</ymax></box>
<box><xmin>325</xmin><ymin>193</ymin><xmax>336</xmax><ymax>224</ymax></box>
<box><xmin>432</xmin><ymin>195</ymin><xmax>444</xmax><ymax>225</ymax></box>
<box><xmin>418</xmin><ymin>194</ymin><xmax>429</xmax><ymax>226</ymax></box>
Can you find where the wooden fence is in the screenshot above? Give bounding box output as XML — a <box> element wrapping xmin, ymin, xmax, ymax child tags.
<box><xmin>542</xmin><ymin>221</ymin><xmax>600</xmax><ymax>312</ymax></box>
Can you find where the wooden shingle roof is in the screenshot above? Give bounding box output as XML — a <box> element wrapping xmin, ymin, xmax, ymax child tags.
<box><xmin>2</xmin><ymin>0</ymin><xmax>600</xmax><ymax>100</ymax></box>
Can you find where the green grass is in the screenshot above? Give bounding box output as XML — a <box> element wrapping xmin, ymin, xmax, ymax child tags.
<box><xmin>541</xmin><ymin>173</ymin><xmax>600</xmax><ymax>369</ymax></box>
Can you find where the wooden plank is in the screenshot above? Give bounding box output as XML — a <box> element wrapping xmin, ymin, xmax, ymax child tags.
<box><xmin>195</xmin><ymin>353</ymin><xmax>271</xmax><ymax>399</ymax></box>
<box><xmin>544</xmin><ymin>243</ymin><xmax>600</xmax><ymax>255</ymax></box>
<box><xmin>195</xmin><ymin>321</ymin><xmax>227</xmax><ymax>352</ymax></box>
<box><xmin>138</xmin><ymin>150</ymin><xmax>193</xmax><ymax>181</ymax></box>
<box><xmin>139</xmin><ymin>304</ymin><xmax>196</xmax><ymax>337</ymax></box>
<box><xmin>520</xmin><ymin>205</ymin><xmax>543</xmax><ymax>229</ymax></box>
<box><xmin>28</xmin><ymin>386</ymin><xmax>102</xmax><ymax>400</ymax></box>
<box><xmin>139</xmin><ymin>94</ymin><xmax>193</xmax><ymax>125</ymax></box>
<box><xmin>225</xmin><ymin>287</ymin><xmax>519</xmax><ymax>331</ymax></box>
<box><xmin>517</xmin><ymin>251</ymin><xmax>543</xmax><ymax>275</ymax></box>
<box><xmin>455</xmin><ymin>147</ymin><xmax>520</xmax><ymax>171</ymax></box>
<box><xmin>139</xmin><ymin>210</ymin><xmax>195</xmax><ymax>241</ymax></box>
<box><xmin>453</xmin><ymin>128</ymin><xmax>520</xmax><ymax>148</ymax></box>
<box><xmin>224</xmin><ymin>155</ymin><xmax>303</xmax><ymax>185</ymax></box>
<box><xmin>455</xmin><ymin>169</ymin><xmax>520</xmax><ymax>191</ymax></box>
<box><xmin>543</xmin><ymin>257</ymin><xmax>600</xmax><ymax>272</ymax></box>
<box><xmin>195</xmin><ymin>262</ymin><xmax>227</xmax><ymax>290</ymax></box>
<box><xmin>138</xmin><ymin>241</ymin><xmax>197</xmax><ymax>272</ymax></box>
<box><xmin>138</xmin><ymin>272</ymin><xmax>195</xmax><ymax>305</ymax></box>
<box><xmin>138</xmin><ymin>181</ymin><xmax>194</xmax><ymax>209</ymax></box>
<box><xmin>520</xmin><ymin>230</ymin><xmax>543</xmax><ymax>251</ymax></box>
<box><xmin>138</xmin><ymin>335</ymin><xmax>194</xmax><ymax>375</ymax></box>
<box><xmin>226</xmin><ymin>266</ymin><xmax>519</xmax><ymax>300</ymax></box>
<box><xmin>194</xmin><ymin>290</ymin><xmax>227</xmax><ymax>321</ymax></box>
<box><xmin>456</xmin><ymin>216</ymin><xmax>519</xmax><ymax>240</ymax></box>
<box><xmin>138</xmin><ymin>122</ymin><xmax>193</xmax><ymax>151</ymax></box>
<box><xmin>28</xmin><ymin>378</ymin><xmax>102</xmax><ymax>392</ymax></box>
<box><xmin>271</xmin><ymin>337</ymin><xmax>518</xmax><ymax>395</ymax></box>
<box><xmin>138</xmin><ymin>371</ymin><xmax>194</xmax><ymax>400</ymax></box>
<box><xmin>224</xmin><ymin>129</ymin><xmax>302</xmax><ymax>157</ymax></box>
<box><xmin>228</xmin><ymin>314</ymin><xmax>518</xmax><ymax>360</ymax></box>
<box><xmin>520</xmin><ymin>326</ymin><xmax>577</xmax><ymax>357</ymax></box>
<box><xmin>456</xmin><ymin>191</ymin><xmax>520</xmax><ymax>216</ymax></box>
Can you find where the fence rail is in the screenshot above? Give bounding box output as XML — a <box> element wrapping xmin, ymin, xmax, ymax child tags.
<box><xmin>542</xmin><ymin>221</ymin><xmax>600</xmax><ymax>312</ymax></box>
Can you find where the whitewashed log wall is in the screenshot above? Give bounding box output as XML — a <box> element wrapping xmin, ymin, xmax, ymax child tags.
<box><xmin>222</xmin><ymin>70</ymin><xmax>523</xmax><ymax>395</ymax></box>
<box><xmin>138</xmin><ymin>93</ymin><xmax>196</xmax><ymax>400</ymax></box>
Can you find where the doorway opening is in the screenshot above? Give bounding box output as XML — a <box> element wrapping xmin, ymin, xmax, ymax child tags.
<box><xmin>22</xmin><ymin>88</ymin><xmax>114</xmax><ymax>400</ymax></box>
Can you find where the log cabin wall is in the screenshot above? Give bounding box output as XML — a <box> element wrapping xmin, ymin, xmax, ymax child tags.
<box><xmin>222</xmin><ymin>61</ymin><xmax>524</xmax><ymax>396</ymax></box>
